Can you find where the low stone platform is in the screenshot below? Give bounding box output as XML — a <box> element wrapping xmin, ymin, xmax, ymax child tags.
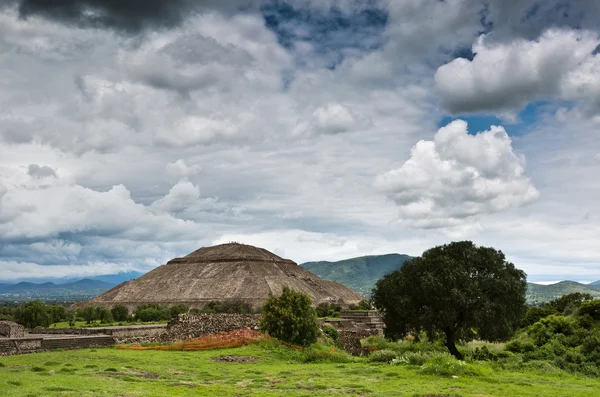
<box><xmin>0</xmin><ymin>335</ymin><xmax>116</xmax><ymax>356</ymax></box>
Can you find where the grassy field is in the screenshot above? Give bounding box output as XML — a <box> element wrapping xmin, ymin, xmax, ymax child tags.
<box><xmin>1</xmin><ymin>343</ymin><xmax>599</xmax><ymax>397</ymax></box>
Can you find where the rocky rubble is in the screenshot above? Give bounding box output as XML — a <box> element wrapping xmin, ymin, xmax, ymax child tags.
<box><xmin>158</xmin><ymin>314</ymin><xmax>262</xmax><ymax>342</ymax></box>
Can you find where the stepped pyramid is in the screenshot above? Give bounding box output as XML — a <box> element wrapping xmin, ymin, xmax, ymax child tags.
<box><xmin>75</xmin><ymin>243</ymin><xmax>364</xmax><ymax>310</ymax></box>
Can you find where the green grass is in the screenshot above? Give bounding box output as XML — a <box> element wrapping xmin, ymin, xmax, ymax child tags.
<box><xmin>0</xmin><ymin>344</ymin><xmax>599</xmax><ymax>396</ymax></box>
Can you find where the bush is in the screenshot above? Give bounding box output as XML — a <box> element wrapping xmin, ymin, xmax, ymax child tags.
<box><xmin>505</xmin><ymin>339</ymin><xmax>536</xmax><ymax>353</ymax></box>
<box><xmin>361</xmin><ymin>335</ymin><xmax>391</xmax><ymax>350</ymax></box>
<box><xmin>111</xmin><ymin>305</ymin><xmax>129</xmax><ymax>322</ymax></box>
<box><xmin>201</xmin><ymin>300</ymin><xmax>255</xmax><ymax>314</ymax></box>
<box><xmin>577</xmin><ymin>300</ymin><xmax>600</xmax><ymax>320</ymax></box>
<box><xmin>169</xmin><ymin>304</ymin><xmax>189</xmax><ymax>319</ymax></box>
<box><xmin>403</xmin><ymin>351</ymin><xmax>453</xmax><ymax>366</ymax></box>
<box><xmin>418</xmin><ymin>354</ymin><xmax>485</xmax><ymax>377</ymax></box>
<box><xmin>259</xmin><ymin>286</ymin><xmax>319</xmax><ymax>347</ymax></box>
<box><xmin>471</xmin><ymin>346</ymin><xmax>497</xmax><ymax>361</ymax></box>
<box><xmin>300</xmin><ymin>345</ymin><xmax>355</xmax><ymax>363</ymax></box>
<box><xmin>322</xmin><ymin>325</ymin><xmax>339</xmax><ymax>341</ymax></box>
<box><xmin>315</xmin><ymin>303</ymin><xmax>341</xmax><ymax>318</ymax></box>
<box><xmin>528</xmin><ymin>315</ymin><xmax>576</xmax><ymax>346</ymax></box>
<box><xmin>134</xmin><ymin>304</ymin><xmax>171</xmax><ymax>322</ymax></box>
<box><xmin>520</xmin><ymin>306</ymin><xmax>557</xmax><ymax>328</ymax></box>
<box><xmin>368</xmin><ymin>349</ymin><xmax>398</xmax><ymax>363</ymax></box>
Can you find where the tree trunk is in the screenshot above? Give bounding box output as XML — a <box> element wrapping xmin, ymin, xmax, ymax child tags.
<box><xmin>444</xmin><ymin>328</ymin><xmax>464</xmax><ymax>360</ymax></box>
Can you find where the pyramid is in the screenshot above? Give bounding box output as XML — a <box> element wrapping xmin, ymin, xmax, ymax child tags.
<box><xmin>75</xmin><ymin>243</ymin><xmax>364</xmax><ymax>310</ymax></box>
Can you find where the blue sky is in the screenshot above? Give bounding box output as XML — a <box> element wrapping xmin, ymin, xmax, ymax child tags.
<box><xmin>1</xmin><ymin>0</ymin><xmax>600</xmax><ymax>284</ymax></box>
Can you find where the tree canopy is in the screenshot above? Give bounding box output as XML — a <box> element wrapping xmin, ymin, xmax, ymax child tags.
<box><xmin>372</xmin><ymin>241</ymin><xmax>527</xmax><ymax>359</ymax></box>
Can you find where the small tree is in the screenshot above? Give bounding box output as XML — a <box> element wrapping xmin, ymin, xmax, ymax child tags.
<box><xmin>95</xmin><ymin>307</ymin><xmax>113</xmax><ymax>324</ymax></box>
<box><xmin>111</xmin><ymin>305</ymin><xmax>129</xmax><ymax>322</ymax></box>
<box><xmin>372</xmin><ymin>241</ymin><xmax>527</xmax><ymax>359</ymax></box>
<box><xmin>259</xmin><ymin>286</ymin><xmax>319</xmax><ymax>347</ymax></box>
<box><xmin>78</xmin><ymin>307</ymin><xmax>97</xmax><ymax>324</ymax></box>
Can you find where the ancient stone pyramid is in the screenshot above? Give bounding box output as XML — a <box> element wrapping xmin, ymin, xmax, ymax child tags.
<box><xmin>77</xmin><ymin>243</ymin><xmax>364</xmax><ymax>310</ymax></box>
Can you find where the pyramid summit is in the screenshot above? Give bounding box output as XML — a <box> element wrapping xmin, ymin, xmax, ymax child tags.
<box><xmin>75</xmin><ymin>243</ymin><xmax>364</xmax><ymax>311</ymax></box>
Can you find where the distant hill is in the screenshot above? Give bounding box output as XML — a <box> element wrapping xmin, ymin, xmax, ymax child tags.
<box><xmin>301</xmin><ymin>253</ymin><xmax>600</xmax><ymax>305</ymax></box>
<box><xmin>0</xmin><ymin>279</ymin><xmax>116</xmax><ymax>301</ymax></box>
<box><xmin>527</xmin><ymin>281</ymin><xmax>600</xmax><ymax>305</ymax></box>
<box><xmin>301</xmin><ymin>254</ymin><xmax>412</xmax><ymax>297</ymax></box>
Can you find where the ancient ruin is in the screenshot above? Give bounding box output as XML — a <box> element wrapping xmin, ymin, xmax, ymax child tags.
<box><xmin>74</xmin><ymin>243</ymin><xmax>364</xmax><ymax>311</ymax></box>
<box><xmin>0</xmin><ymin>321</ymin><xmax>25</xmax><ymax>338</ymax></box>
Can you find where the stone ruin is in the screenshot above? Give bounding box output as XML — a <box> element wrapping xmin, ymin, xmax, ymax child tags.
<box><xmin>158</xmin><ymin>313</ymin><xmax>262</xmax><ymax>342</ymax></box>
<box><xmin>0</xmin><ymin>321</ymin><xmax>25</xmax><ymax>338</ymax></box>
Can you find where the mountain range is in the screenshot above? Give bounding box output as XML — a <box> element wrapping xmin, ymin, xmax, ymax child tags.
<box><xmin>300</xmin><ymin>255</ymin><xmax>600</xmax><ymax>304</ymax></box>
<box><xmin>1</xmin><ymin>255</ymin><xmax>598</xmax><ymax>305</ymax></box>
<box><xmin>0</xmin><ymin>279</ymin><xmax>117</xmax><ymax>301</ymax></box>
<box><xmin>301</xmin><ymin>254</ymin><xmax>412</xmax><ymax>296</ymax></box>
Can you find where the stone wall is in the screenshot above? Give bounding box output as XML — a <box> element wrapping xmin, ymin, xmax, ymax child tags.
<box><xmin>159</xmin><ymin>314</ymin><xmax>262</xmax><ymax>342</ymax></box>
<box><xmin>0</xmin><ymin>337</ymin><xmax>43</xmax><ymax>356</ymax></box>
<box><xmin>0</xmin><ymin>321</ymin><xmax>25</xmax><ymax>338</ymax></box>
<box><xmin>30</xmin><ymin>324</ymin><xmax>167</xmax><ymax>343</ymax></box>
<box><xmin>338</xmin><ymin>329</ymin><xmax>380</xmax><ymax>356</ymax></box>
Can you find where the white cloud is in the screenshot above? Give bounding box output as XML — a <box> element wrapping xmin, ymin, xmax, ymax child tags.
<box><xmin>151</xmin><ymin>180</ymin><xmax>201</xmax><ymax>213</ymax></box>
<box><xmin>435</xmin><ymin>29</ymin><xmax>600</xmax><ymax>114</ymax></box>
<box><xmin>166</xmin><ymin>159</ymin><xmax>202</xmax><ymax>179</ymax></box>
<box><xmin>0</xmin><ymin>260</ymin><xmax>142</xmax><ymax>281</ymax></box>
<box><xmin>376</xmin><ymin>120</ymin><xmax>539</xmax><ymax>228</ymax></box>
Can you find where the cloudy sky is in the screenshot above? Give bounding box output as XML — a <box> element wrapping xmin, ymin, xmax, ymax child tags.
<box><xmin>1</xmin><ymin>0</ymin><xmax>599</xmax><ymax>283</ymax></box>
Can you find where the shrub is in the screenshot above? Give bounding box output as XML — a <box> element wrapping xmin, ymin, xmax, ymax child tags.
<box><xmin>315</xmin><ymin>303</ymin><xmax>341</xmax><ymax>318</ymax></box>
<box><xmin>403</xmin><ymin>351</ymin><xmax>453</xmax><ymax>366</ymax></box>
<box><xmin>300</xmin><ymin>345</ymin><xmax>354</xmax><ymax>363</ymax></box>
<box><xmin>418</xmin><ymin>354</ymin><xmax>485</xmax><ymax>377</ymax></box>
<box><xmin>169</xmin><ymin>304</ymin><xmax>189</xmax><ymax>319</ymax></box>
<box><xmin>528</xmin><ymin>315</ymin><xmax>576</xmax><ymax>346</ymax></box>
<box><xmin>549</xmin><ymin>293</ymin><xmax>594</xmax><ymax>314</ymax></box>
<box><xmin>322</xmin><ymin>325</ymin><xmax>339</xmax><ymax>341</ymax></box>
<box><xmin>201</xmin><ymin>300</ymin><xmax>255</xmax><ymax>314</ymax></box>
<box><xmin>520</xmin><ymin>306</ymin><xmax>557</xmax><ymax>328</ymax></box>
<box><xmin>577</xmin><ymin>300</ymin><xmax>600</xmax><ymax>320</ymax></box>
<box><xmin>368</xmin><ymin>349</ymin><xmax>398</xmax><ymax>363</ymax></box>
<box><xmin>471</xmin><ymin>346</ymin><xmax>497</xmax><ymax>361</ymax></box>
<box><xmin>134</xmin><ymin>304</ymin><xmax>171</xmax><ymax>321</ymax></box>
<box><xmin>111</xmin><ymin>305</ymin><xmax>129</xmax><ymax>322</ymax></box>
<box><xmin>259</xmin><ymin>286</ymin><xmax>319</xmax><ymax>347</ymax></box>
<box><xmin>361</xmin><ymin>335</ymin><xmax>391</xmax><ymax>350</ymax></box>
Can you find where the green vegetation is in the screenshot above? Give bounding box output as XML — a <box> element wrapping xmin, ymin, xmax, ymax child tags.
<box><xmin>372</xmin><ymin>241</ymin><xmax>527</xmax><ymax>359</ymax></box>
<box><xmin>190</xmin><ymin>299</ymin><xmax>260</xmax><ymax>315</ymax></box>
<box><xmin>301</xmin><ymin>253</ymin><xmax>412</xmax><ymax>296</ymax></box>
<box><xmin>260</xmin><ymin>286</ymin><xmax>319</xmax><ymax>347</ymax></box>
<box><xmin>1</xmin><ymin>342</ymin><xmax>600</xmax><ymax>396</ymax></box>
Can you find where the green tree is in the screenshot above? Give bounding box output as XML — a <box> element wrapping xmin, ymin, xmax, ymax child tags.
<box><xmin>259</xmin><ymin>286</ymin><xmax>319</xmax><ymax>347</ymax></box>
<box><xmin>548</xmin><ymin>293</ymin><xmax>594</xmax><ymax>314</ymax></box>
<box><xmin>111</xmin><ymin>305</ymin><xmax>129</xmax><ymax>322</ymax></box>
<box><xmin>14</xmin><ymin>300</ymin><xmax>51</xmax><ymax>328</ymax></box>
<box><xmin>372</xmin><ymin>241</ymin><xmax>527</xmax><ymax>359</ymax></box>
<box><xmin>78</xmin><ymin>306</ymin><xmax>97</xmax><ymax>324</ymax></box>
<box><xmin>95</xmin><ymin>307</ymin><xmax>113</xmax><ymax>324</ymax></box>
<box><xmin>47</xmin><ymin>305</ymin><xmax>68</xmax><ymax>324</ymax></box>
